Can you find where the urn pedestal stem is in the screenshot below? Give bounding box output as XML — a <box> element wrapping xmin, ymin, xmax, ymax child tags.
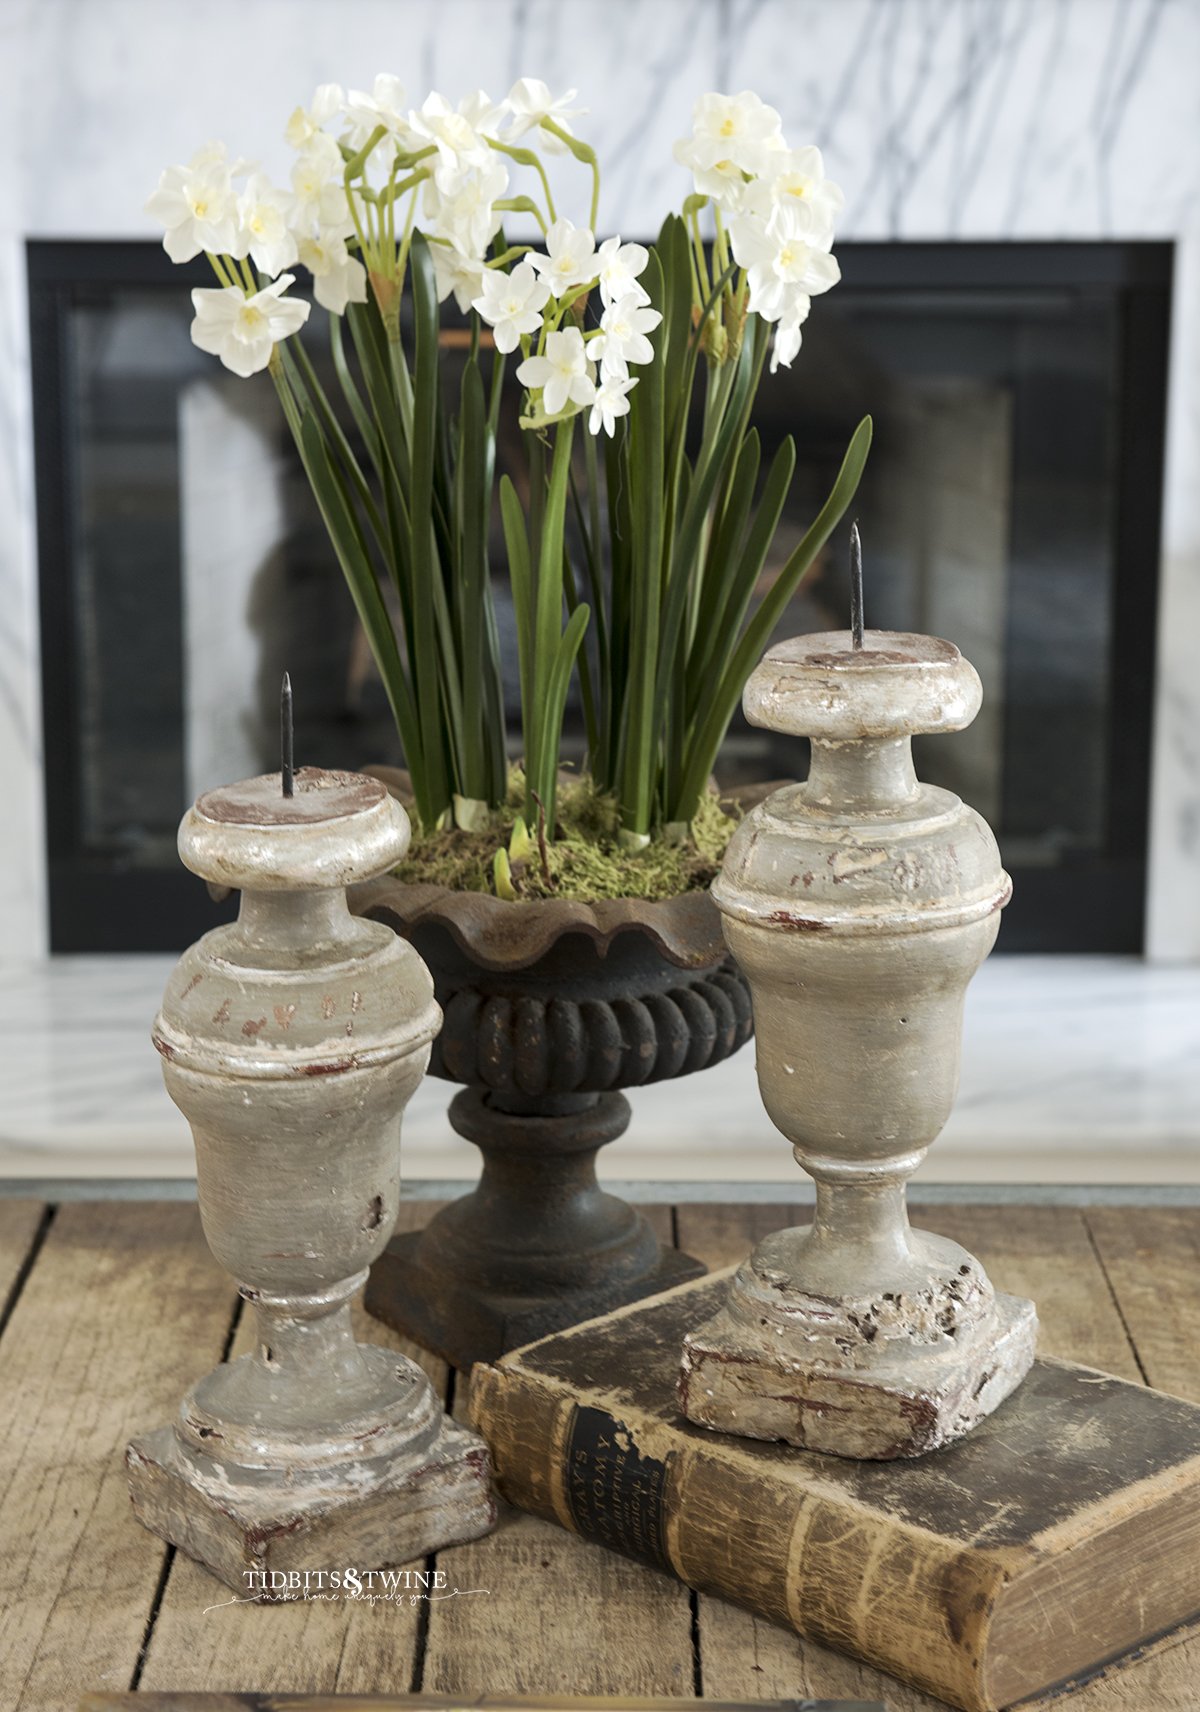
<box><xmin>365</xmin><ymin>1085</ymin><xmax>683</xmax><ymax>1366</ymax></box>
<box><xmin>678</xmin><ymin>630</ymin><xmax>1037</xmax><ymax>1460</ymax></box>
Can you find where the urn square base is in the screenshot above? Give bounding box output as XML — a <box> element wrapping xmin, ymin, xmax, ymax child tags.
<box><xmin>125</xmin><ymin>1413</ymin><xmax>496</xmax><ymax>1592</ymax></box>
<box><xmin>366</xmin><ymin>1228</ymin><xmax>706</xmax><ymax>1369</ymax></box>
<box><xmin>679</xmin><ymin>1289</ymin><xmax>1037</xmax><ymax>1459</ymax></box>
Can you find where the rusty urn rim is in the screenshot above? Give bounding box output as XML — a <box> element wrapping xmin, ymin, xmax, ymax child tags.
<box><xmin>351</xmin><ymin>768</ymin><xmax>784</xmax><ymax>974</ymax></box>
<box><xmin>350</xmin><ymin>875</ymin><xmax>728</xmax><ymax>973</ymax></box>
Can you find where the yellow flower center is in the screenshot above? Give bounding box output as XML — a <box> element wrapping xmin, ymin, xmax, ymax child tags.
<box><xmin>236</xmin><ymin>304</ymin><xmax>265</xmax><ymax>336</ymax></box>
<box><xmin>719</xmin><ymin>118</ymin><xmax>736</xmax><ymax>137</ymax></box>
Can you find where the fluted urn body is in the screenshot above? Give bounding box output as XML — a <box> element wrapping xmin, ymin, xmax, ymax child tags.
<box><xmin>125</xmin><ymin>767</ymin><xmax>495</xmax><ymax>1589</ymax></box>
<box><xmin>679</xmin><ymin>632</ymin><xmax>1037</xmax><ymax>1459</ymax></box>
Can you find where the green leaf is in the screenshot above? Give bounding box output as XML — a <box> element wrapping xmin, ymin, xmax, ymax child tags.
<box><xmin>618</xmin><ymin>249</ymin><xmax>666</xmax><ymax>837</ymax></box>
<box><xmin>458</xmin><ymin>355</ymin><xmax>492</xmax><ymax>797</ymax></box>
<box><xmin>500</xmin><ymin>474</ymin><xmax>533</xmax><ymax>745</ymax></box>
<box><xmin>540</xmin><ymin>602</ymin><xmax>591</xmax><ymax>833</ymax></box>
<box><xmin>687</xmin><ymin>433</ymin><xmax>793</xmax><ymax>722</ymax></box>
<box><xmin>295</xmin><ymin>410</ymin><xmax>431</xmax><ymax>826</ymax></box>
<box><xmin>671</xmin><ymin>414</ymin><xmax>874</xmax><ymax>822</ymax></box>
<box><xmin>493</xmin><ymin>847</ymin><xmax>517</xmax><ymax>899</ymax></box>
<box><xmin>652</xmin><ymin>330</ymin><xmax>757</xmax><ymax>759</ymax></box>
<box><xmin>408</xmin><ymin>232</ymin><xmax>450</xmax><ymax>816</ymax></box>
<box><xmin>508</xmin><ymin>815</ymin><xmax>533</xmax><ymax>862</ymax></box>
<box><xmin>281</xmin><ymin>338</ymin><xmax>387</xmax><ymax>564</ymax></box>
<box><xmin>525</xmin><ymin>416</ymin><xmax>576</xmax><ymax>821</ymax></box>
<box><xmin>657</xmin><ymin>215</ymin><xmax>694</xmax><ymax>426</ymax></box>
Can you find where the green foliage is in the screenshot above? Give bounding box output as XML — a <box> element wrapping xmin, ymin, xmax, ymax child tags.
<box><xmin>271</xmin><ymin>219</ymin><xmax>871</xmax><ymax>872</ymax></box>
<box><xmin>571</xmin><ymin>214</ymin><xmax>872</xmax><ymax>836</ymax></box>
<box><xmin>271</xmin><ymin>234</ymin><xmax>510</xmax><ymax>834</ymax></box>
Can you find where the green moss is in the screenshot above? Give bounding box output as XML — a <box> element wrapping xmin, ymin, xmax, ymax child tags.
<box><xmin>393</xmin><ymin>769</ymin><xmax>739</xmax><ymax>901</ymax></box>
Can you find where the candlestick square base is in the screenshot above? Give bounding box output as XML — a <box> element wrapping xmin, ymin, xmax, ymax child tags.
<box><xmin>679</xmin><ymin>1286</ymin><xmax>1037</xmax><ymax>1461</ymax></box>
<box><xmin>126</xmin><ymin>1413</ymin><xmax>495</xmax><ymax>1593</ymax></box>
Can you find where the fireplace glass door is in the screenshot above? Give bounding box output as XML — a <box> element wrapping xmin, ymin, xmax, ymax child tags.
<box><xmin>31</xmin><ymin>241</ymin><xmax>1169</xmax><ymax>951</ymax></box>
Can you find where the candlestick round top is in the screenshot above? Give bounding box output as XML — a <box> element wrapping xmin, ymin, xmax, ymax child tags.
<box><xmin>744</xmin><ymin>630</ymin><xmax>982</xmax><ymax>740</ymax></box>
<box><xmin>179</xmin><ymin>766</ymin><xmax>411</xmax><ymax>891</ymax></box>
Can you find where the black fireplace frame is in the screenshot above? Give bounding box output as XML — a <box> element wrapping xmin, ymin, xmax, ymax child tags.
<box><xmin>29</xmin><ymin>239</ymin><xmax>1171</xmax><ymax>953</ymax></box>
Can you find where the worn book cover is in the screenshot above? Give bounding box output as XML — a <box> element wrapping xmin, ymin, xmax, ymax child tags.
<box><xmin>469</xmin><ymin>1268</ymin><xmax>1200</xmax><ymax>1712</ymax></box>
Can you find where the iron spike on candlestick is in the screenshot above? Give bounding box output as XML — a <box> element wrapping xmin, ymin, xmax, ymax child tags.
<box><xmin>678</xmin><ymin>530</ymin><xmax>1037</xmax><ymax>1459</ymax></box>
<box><xmin>126</xmin><ymin>684</ymin><xmax>495</xmax><ymax>1588</ymax></box>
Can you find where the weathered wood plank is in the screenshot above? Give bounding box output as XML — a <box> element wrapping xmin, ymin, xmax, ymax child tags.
<box><xmin>8</xmin><ymin>1197</ymin><xmax>1197</xmax><ymax>1712</ymax></box>
<box><xmin>420</xmin><ymin>1206</ymin><xmax>697</xmax><ymax>1698</ymax></box>
<box><xmin>676</xmin><ymin>1201</ymin><xmax>1200</xmax><ymax>1712</ymax></box>
<box><xmin>1085</xmin><ymin>1207</ymin><xmax>1200</xmax><ymax>1402</ymax></box>
<box><xmin>0</xmin><ymin>1201</ymin><xmax>235</xmax><ymax>1712</ymax></box>
<box><xmin>138</xmin><ymin>1200</ymin><xmax>449</xmax><ymax>1697</ymax></box>
<box><xmin>0</xmin><ymin>1199</ymin><xmax>47</xmax><ymax>1326</ymax></box>
<box><xmin>81</xmin><ymin>1696</ymin><xmax>874</xmax><ymax>1711</ymax></box>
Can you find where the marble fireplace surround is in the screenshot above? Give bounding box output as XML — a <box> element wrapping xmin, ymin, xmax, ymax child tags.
<box><xmin>2</xmin><ymin>0</ymin><xmax>1198</xmax><ymax>969</ymax></box>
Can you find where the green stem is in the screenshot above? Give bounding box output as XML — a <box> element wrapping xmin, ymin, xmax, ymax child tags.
<box><xmin>204</xmin><ymin>251</ymin><xmax>239</xmax><ymax>290</ymax></box>
<box><xmin>540</xmin><ymin>117</ymin><xmax>601</xmax><ymax>229</ymax></box>
<box><xmin>488</xmin><ymin>137</ymin><xmax>557</xmax><ymax>224</ymax></box>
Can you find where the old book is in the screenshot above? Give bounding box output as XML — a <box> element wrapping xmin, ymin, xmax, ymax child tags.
<box><xmin>469</xmin><ymin>1269</ymin><xmax>1200</xmax><ymax>1712</ymax></box>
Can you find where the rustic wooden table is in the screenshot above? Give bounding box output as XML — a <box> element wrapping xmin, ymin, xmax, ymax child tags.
<box><xmin>1</xmin><ymin>1195</ymin><xmax>1198</xmax><ymax>1712</ymax></box>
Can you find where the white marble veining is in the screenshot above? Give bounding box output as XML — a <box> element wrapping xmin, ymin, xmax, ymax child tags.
<box><xmin>2</xmin><ymin>0</ymin><xmax>1199</xmax><ymax>960</ymax></box>
<box><xmin>1</xmin><ymin>954</ymin><xmax>1198</xmax><ymax>1185</ymax></box>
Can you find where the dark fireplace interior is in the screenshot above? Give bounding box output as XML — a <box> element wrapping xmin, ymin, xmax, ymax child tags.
<box><xmin>30</xmin><ymin>240</ymin><xmax>1170</xmax><ymax>953</ymax></box>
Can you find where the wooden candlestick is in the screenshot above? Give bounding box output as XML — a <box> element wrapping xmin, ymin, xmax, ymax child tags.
<box><xmin>678</xmin><ymin>615</ymin><xmax>1037</xmax><ymax>1459</ymax></box>
<box><xmin>126</xmin><ymin>763</ymin><xmax>495</xmax><ymax>1587</ymax></box>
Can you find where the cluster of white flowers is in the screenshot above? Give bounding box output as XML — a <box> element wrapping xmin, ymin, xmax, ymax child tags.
<box><xmin>148</xmin><ymin>79</ymin><xmax>844</xmax><ymax>395</ymax></box>
<box><xmin>469</xmin><ymin>219</ymin><xmax>660</xmax><ymax>438</ymax></box>
<box><xmin>673</xmin><ymin>90</ymin><xmax>844</xmax><ymax>371</ymax></box>
<box><xmin>146</xmin><ymin>76</ymin><xmax>584</xmax><ymax>376</ymax></box>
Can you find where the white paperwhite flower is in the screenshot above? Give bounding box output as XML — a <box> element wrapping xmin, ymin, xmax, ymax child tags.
<box><xmin>730</xmin><ymin>201</ymin><xmax>840</xmax><ymax>322</ymax></box>
<box><xmin>740</xmin><ymin>145</ymin><xmax>844</xmax><ymax>248</ymax></box>
<box><xmin>232</xmin><ymin>172</ymin><xmax>298</xmax><ymax>276</ymax></box>
<box><xmin>528</xmin><ymin>219</ymin><xmax>599</xmax><ymax>299</ymax></box>
<box><xmin>591</xmin><ymin>294</ymin><xmax>662</xmax><ymax>377</ymax></box>
<box><xmin>289</xmin><ymin>132</ymin><xmax>351</xmax><ymax>232</ymax></box>
<box><xmin>588</xmin><ymin>371</ymin><xmax>636</xmax><ymax>437</ymax></box>
<box><xmin>595</xmin><ymin>237</ymin><xmax>650</xmax><ymax>308</ymax></box>
<box><xmin>189</xmin><ymin>274</ymin><xmax>310</xmax><ymax>377</ymax></box>
<box><xmin>342</xmin><ymin>74</ymin><xmax>412</xmax><ymax>155</ymax></box>
<box><xmin>146</xmin><ymin>143</ymin><xmax>240</xmax><ymax>263</ymax></box>
<box><xmin>769</xmin><ymin>298</ymin><xmax>810</xmax><ymax>372</ymax></box>
<box><xmin>516</xmin><ymin>327</ymin><xmax>594</xmax><ymax>416</ymax></box>
<box><xmin>408</xmin><ymin>92</ymin><xmax>490</xmax><ymax>190</ymax></box>
<box><xmin>297</xmin><ymin>233</ymin><xmax>367</xmax><ymax>315</ymax></box>
<box><xmin>458</xmin><ymin>89</ymin><xmax>509</xmax><ymax>140</ymax></box>
<box><xmin>285</xmin><ymin>84</ymin><xmax>344</xmax><ymax>150</ymax></box>
<box><xmin>673</xmin><ymin>90</ymin><xmax>784</xmax><ymax>203</ymax></box>
<box><xmin>472</xmin><ymin>262</ymin><xmax>551</xmax><ymax>353</ymax></box>
<box><xmin>430</xmin><ymin>240</ymin><xmax>486</xmax><ymax>313</ymax></box>
<box><xmin>423</xmin><ymin>158</ymin><xmax>507</xmax><ymax>259</ymax></box>
<box><xmin>505</xmin><ymin>78</ymin><xmax>585</xmax><ymax>152</ymax></box>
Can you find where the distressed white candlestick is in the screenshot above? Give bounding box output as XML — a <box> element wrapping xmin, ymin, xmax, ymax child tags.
<box><xmin>679</xmin><ymin>615</ymin><xmax>1037</xmax><ymax>1459</ymax></box>
<box><xmin>126</xmin><ymin>764</ymin><xmax>495</xmax><ymax>1587</ymax></box>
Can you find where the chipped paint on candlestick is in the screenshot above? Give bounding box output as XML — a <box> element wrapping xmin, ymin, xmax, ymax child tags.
<box><xmin>681</xmin><ymin>630</ymin><xmax>1036</xmax><ymax>1459</ymax></box>
<box><xmin>126</xmin><ymin>766</ymin><xmax>495</xmax><ymax>1586</ymax></box>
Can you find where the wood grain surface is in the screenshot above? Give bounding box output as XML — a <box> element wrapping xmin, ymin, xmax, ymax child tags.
<box><xmin>0</xmin><ymin>1197</ymin><xmax>1196</xmax><ymax>1712</ymax></box>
